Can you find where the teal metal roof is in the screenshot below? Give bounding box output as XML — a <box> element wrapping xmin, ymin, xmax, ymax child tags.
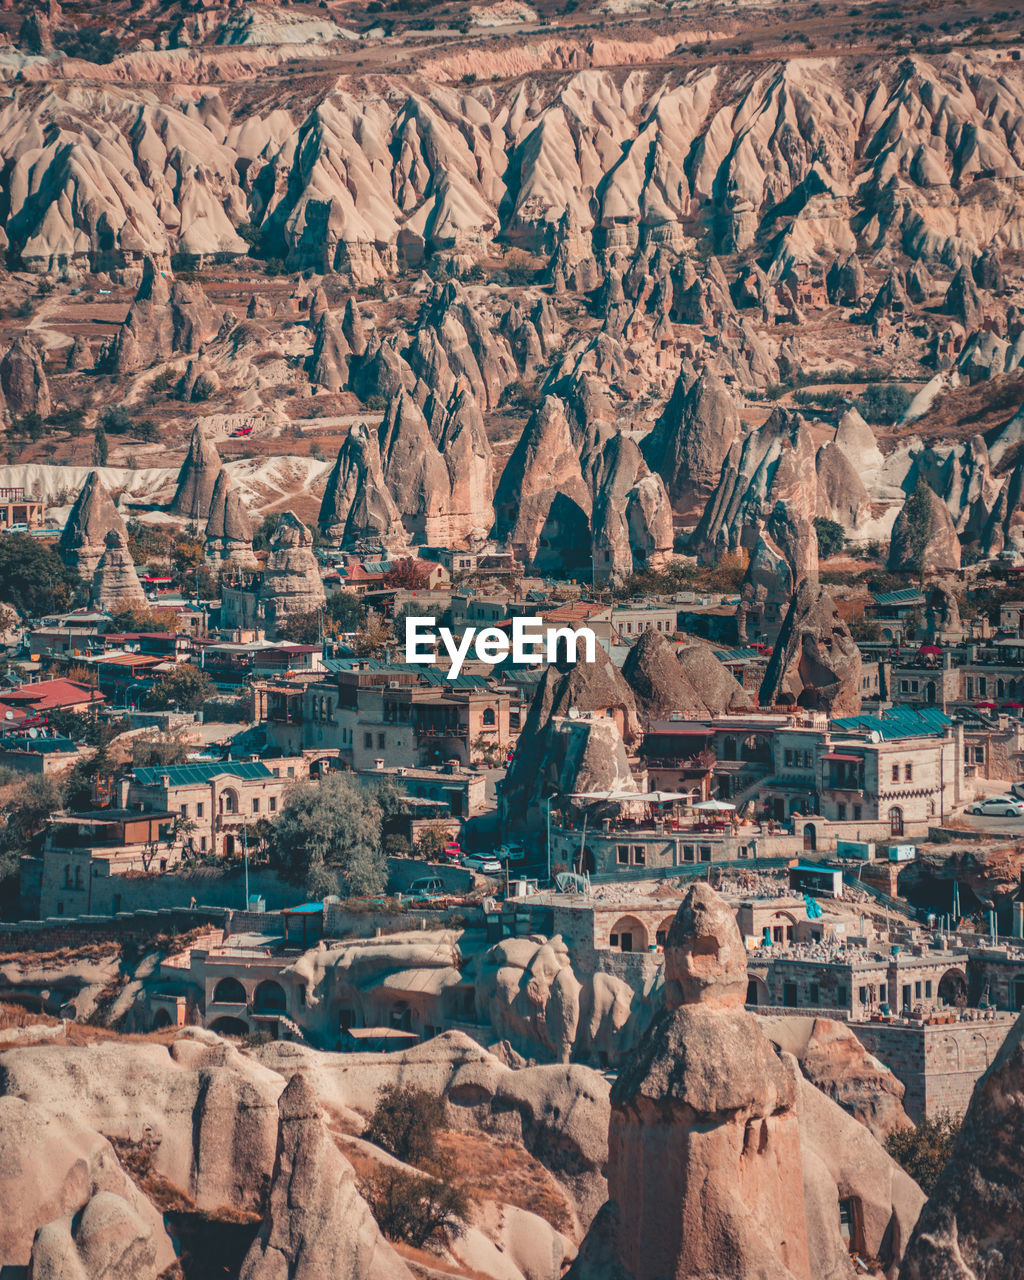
<box><xmin>134</xmin><ymin>761</ymin><xmax>273</xmax><ymax>787</ymax></box>
<box><xmin>415</xmin><ymin>667</ymin><xmax>490</xmax><ymax>689</ymax></box>
<box><xmin>871</xmin><ymin>589</ymin><xmax>926</xmax><ymax>606</ymax></box>
<box><xmin>832</xmin><ymin>705</ymin><xmax>952</xmax><ymax>741</ymax></box>
<box><xmin>713</xmin><ymin>648</ymin><xmax>766</xmax><ymax>662</ymax></box>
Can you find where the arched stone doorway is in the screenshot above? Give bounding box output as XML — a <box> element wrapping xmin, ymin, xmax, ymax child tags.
<box><xmin>889</xmin><ymin>807</ymin><xmax>904</xmax><ymax>838</ymax></box>
<box><xmin>609</xmin><ymin>915</ymin><xmax>649</xmax><ymax>953</ymax></box>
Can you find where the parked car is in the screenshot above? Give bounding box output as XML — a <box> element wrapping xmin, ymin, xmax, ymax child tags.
<box><xmin>1012</xmin><ymin>783</ymin><xmax>1024</xmax><ymax>802</ymax></box>
<box><xmin>461</xmin><ymin>853</ymin><xmax>502</xmax><ymax>875</ymax></box>
<box><xmin>406</xmin><ymin>876</ymin><xmax>445</xmax><ymax>900</ymax></box>
<box><xmin>495</xmin><ymin>843</ymin><xmax>526</xmax><ymax>864</ymax></box>
<box><xmin>440</xmin><ymin>841</ymin><xmax>462</xmax><ymax>863</ymax></box>
<box><xmin>968</xmin><ymin>795</ymin><xmax>1024</xmax><ymax>817</ymax></box>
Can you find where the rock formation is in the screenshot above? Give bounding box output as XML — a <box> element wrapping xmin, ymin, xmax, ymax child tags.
<box><xmin>204</xmin><ymin>469</ymin><xmax>257</xmax><ymax>568</ymax></box>
<box><xmin>503</xmin><ymin>648</ymin><xmax>642</xmax><ymax>830</ymax></box>
<box><xmin>258</xmin><ymin>511</ymin><xmax>326</xmax><ymax>632</ymax></box>
<box><xmin>0</xmin><ymin>334</ymin><xmax>51</xmax><ymax>418</ymax></box>
<box><xmin>170</xmin><ymin>422</ymin><xmax>223</xmax><ymax>521</ymax></box>
<box><xmin>591</xmin><ymin>435</ymin><xmax>673</xmax><ymax>581</ymax></box>
<box><xmin>0</xmin><ymin>1095</ymin><xmax>174</xmax><ymax>1275</ymax></box>
<box><xmin>888</xmin><ymin>482</ymin><xmax>962</xmax><ymax>574</ymax></box>
<box><xmin>90</xmin><ymin>528</ymin><xmax>147</xmax><ymax>611</ymax></box>
<box><xmin>622</xmin><ymin>630</ymin><xmax>752</xmax><ymax>723</ymax></box>
<box><xmin>430</xmin><ymin>383</ymin><xmax>495</xmax><ymax>543</ymax></box>
<box><xmin>760</xmin><ymin>1016</ymin><xmax>912</xmax><ymax>1141</ymax></box>
<box><xmin>570</xmin><ymin>884</ymin><xmax>924</xmax><ymax>1280</ymax></box>
<box><xmin>307</xmin><ymin>309</ymin><xmax>351</xmax><ymax>391</ymax></box>
<box><xmin>642</xmin><ymin>368</ymin><xmax>742</xmax><ymax>513</ymax></box>
<box><xmin>378</xmin><ymin>389</ymin><xmax>452</xmax><ymax>543</ymax></box>
<box><xmin>111</xmin><ymin>259</ymin><xmax>222</xmax><ymax>376</ymax></box>
<box><xmin>240</xmin><ymin>1073</ymin><xmax>413</xmax><ymax>1280</ymax></box>
<box><xmin>494</xmin><ymin>395</ymin><xmax>592</xmax><ymax>572</ymax></box>
<box><xmin>899</xmin><ymin>1010</ymin><xmax>1024</xmax><ymax>1280</ymax></box>
<box><xmin>759</xmin><ymin>582</ymin><xmax>863</xmax><ymax>715</ymax></box>
<box><xmin>59</xmin><ymin>471</ymin><xmax>129</xmax><ymax>581</ymax></box>
<box><xmin>65</xmin><ymin>335</ymin><xmax>93</xmax><ymax>371</ymax></box>
<box><xmin>319</xmin><ymin>422</ymin><xmax>404</xmax><ymax>546</ymax></box>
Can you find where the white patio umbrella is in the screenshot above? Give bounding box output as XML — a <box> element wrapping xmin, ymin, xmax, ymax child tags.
<box><xmin>643</xmin><ymin>791</ymin><xmax>690</xmax><ymax>803</ymax></box>
<box><xmin>693</xmin><ymin>799</ymin><xmax>736</xmax><ymax>812</ymax></box>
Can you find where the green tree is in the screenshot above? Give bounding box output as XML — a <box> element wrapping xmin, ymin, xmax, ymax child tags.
<box><xmin>363</xmin><ymin>1084</ymin><xmax>449</xmax><ymax>1168</ymax></box>
<box><xmin>0</xmin><ymin>774</ymin><xmax>64</xmax><ymax>913</ymax></box>
<box><xmin>270</xmin><ymin>773</ymin><xmax>390</xmax><ymax>898</ymax></box>
<box><xmin>326</xmin><ymin>591</ymin><xmax>365</xmax><ymax>631</ymax></box>
<box><xmin>814</xmin><ymin>517</ymin><xmax>847</xmax><ymax>559</ymax></box>
<box><xmin>0</xmin><ymin>535</ymin><xmax>80</xmax><ymax>614</ymax></box>
<box><xmin>886</xmin><ymin>1114</ymin><xmax>961</xmax><ymax>1194</ymax></box>
<box><xmin>360</xmin><ymin>1167</ymin><xmax>468</xmax><ymax>1250</ymax></box>
<box><xmin>145</xmin><ymin>664</ymin><xmax>215</xmax><ymax>712</ymax></box>
<box><xmin>854</xmin><ymin>383</ymin><xmax>913</xmax><ymax>426</ymax></box>
<box><xmin>276</xmin><ymin>608</ymin><xmax>324</xmax><ymax>645</ymax></box>
<box><xmin>901</xmin><ymin>479</ymin><xmax>935</xmax><ymax>578</ymax></box>
<box><xmin>94</xmin><ymin>424</ymin><xmax>109</xmax><ymax>466</ymax></box>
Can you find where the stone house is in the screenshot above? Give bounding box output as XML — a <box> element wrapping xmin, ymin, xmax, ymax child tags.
<box><xmin>123</xmin><ymin>759</ymin><xmax>306</xmax><ymax>856</ymax></box>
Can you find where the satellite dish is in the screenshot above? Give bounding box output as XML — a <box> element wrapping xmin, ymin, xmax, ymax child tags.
<box><xmin>568</xmin><ymin>706</ymin><xmax>580</xmax><ymax>719</ymax></box>
<box><xmin>28</xmin><ymin>728</ymin><xmax>39</xmax><ymax>739</ymax></box>
<box><xmin>3</xmin><ymin>711</ymin><xmax>13</xmax><ymax>721</ymax></box>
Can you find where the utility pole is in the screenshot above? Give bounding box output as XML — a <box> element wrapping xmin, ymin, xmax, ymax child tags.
<box><xmin>243</xmin><ymin>818</ymin><xmax>250</xmax><ymax>910</ymax></box>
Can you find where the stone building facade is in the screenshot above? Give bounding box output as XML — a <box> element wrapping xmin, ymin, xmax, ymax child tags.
<box><xmin>851</xmin><ymin>1015</ymin><xmax>1015</xmax><ymax>1120</ymax></box>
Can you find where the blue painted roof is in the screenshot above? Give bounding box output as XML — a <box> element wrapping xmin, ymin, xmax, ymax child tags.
<box><xmin>832</xmin><ymin>705</ymin><xmax>952</xmax><ymax>741</ymax></box>
<box><xmin>871</xmin><ymin>589</ymin><xmax>926</xmax><ymax>607</ymax></box>
<box><xmin>134</xmin><ymin>761</ymin><xmax>273</xmax><ymax>787</ymax></box>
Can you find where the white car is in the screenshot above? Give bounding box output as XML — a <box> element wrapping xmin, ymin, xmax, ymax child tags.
<box><xmin>968</xmin><ymin>796</ymin><xmax>1024</xmax><ymax>817</ymax></box>
<box><xmin>461</xmin><ymin>853</ymin><xmax>503</xmax><ymax>875</ymax></box>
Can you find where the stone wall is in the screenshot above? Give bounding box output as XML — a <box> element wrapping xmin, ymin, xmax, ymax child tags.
<box><xmin>851</xmin><ymin>1016</ymin><xmax>1015</xmax><ymax>1121</ymax></box>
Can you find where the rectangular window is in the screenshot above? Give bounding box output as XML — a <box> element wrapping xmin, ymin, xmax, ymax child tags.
<box><xmin>609</xmin><ymin>933</ymin><xmax>619</xmax><ymax>948</ymax></box>
<box><xmin>905</xmin><ymin>763</ymin><xmax>913</xmax><ymax>781</ymax></box>
<box><xmin>809</xmin><ymin>982</ymin><xmax>820</xmax><ymax>1004</ymax></box>
<box><xmin>879</xmin><ymin>984</ymin><xmax>886</xmax><ymax>1002</ymax></box>
<box><xmin>683</xmin><ymin>844</ymin><xmax>695</xmax><ymax>862</ymax></box>
<box><xmin>196</xmin><ymin>803</ymin><xmax>204</xmax><ymax>818</ymax></box>
<box><xmin>902</xmin><ymin>984</ymin><xmax>912</xmax><ymax>1008</ymax></box>
<box><xmin>378</xmin><ymin>732</ymin><xmax>386</xmax><ymax>749</ymax></box>
<box><xmin>180</xmin><ymin>803</ymin><xmax>188</xmax><ymax>817</ymax></box>
<box><xmin>785</xmin><ymin>749</ymin><xmax>794</xmax><ymax>767</ymax></box>
<box><xmin>891</xmin><ymin>764</ymin><xmax>900</xmax><ymax>783</ymax></box>
<box><xmin>837</xmin><ymin>803</ymin><xmax>846</xmax><ymax>820</ymax></box>
<box><xmin>836</xmin><ymin>986</ymin><xmax>848</xmax><ymax>1006</ymax></box>
<box><xmin>364</xmin><ymin>733</ymin><xmax>373</xmax><ymax>749</ymax></box>
<box><xmin>853</xmin><ymin>805</ymin><xmax>862</xmax><ymax>820</ymax></box>
<box><xmin>699</xmin><ymin>845</ymin><xmax>712</xmax><ymax>862</ymax></box>
<box><xmin>925</xmin><ymin>980</ymin><xmax>932</xmax><ymax>998</ymax></box>
<box><xmin>269</xmin><ymin>797</ymin><xmax>277</xmax><ymax>813</ymax></box>
<box><xmin>783</xmin><ymin>982</ymin><xmax>798</xmax><ymax>1007</ymax></box>
<box><xmin>251</xmin><ymin>798</ymin><xmax>260</xmax><ymax>814</ymax></box>
<box><xmin>631</xmin><ymin>845</ymin><xmax>646</xmax><ymax>866</ymax></box>
<box><xmin>859</xmin><ymin>986</ymin><xmax>868</xmax><ymax>1004</ymax></box>
<box><xmin>616</xmin><ymin>844</ymin><xmax>629</xmax><ymax>865</ymax></box>
<box><xmin>915</xmin><ymin>981</ymin><xmax>922</xmax><ymax>998</ymax></box>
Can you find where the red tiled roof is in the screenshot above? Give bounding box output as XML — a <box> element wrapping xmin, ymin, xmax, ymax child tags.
<box><xmin>0</xmin><ymin>679</ymin><xmax>104</xmax><ymax>715</ymax></box>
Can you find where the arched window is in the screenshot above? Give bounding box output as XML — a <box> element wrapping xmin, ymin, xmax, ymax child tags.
<box><xmin>609</xmin><ymin>915</ymin><xmax>649</xmax><ymax>953</ymax></box>
<box><xmin>482</xmin><ymin>707</ymin><xmax>496</xmax><ymax>726</ymax></box>
<box><xmin>889</xmin><ymin>807</ymin><xmax>904</xmax><ymax>838</ymax></box>
<box><xmin>221</xmin><ymin>788</ymin><xmax>239</xmax><ymax>815</ymax></box>
<box><xmin>253</xmin><ymin>980</ymin><xmax>287</xmax><ymax>1013</ymax></box>
<box><xmin>212</xmin><ymin>976</ymin><xmax>246</xmax><ymax>1004</ymax></box>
